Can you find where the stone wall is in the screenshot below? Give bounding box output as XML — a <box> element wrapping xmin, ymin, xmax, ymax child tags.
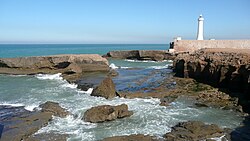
<box><xmin>171</xmin><ymin>40</ymin><xmax>250</xmax><ymax>52</ymax></box>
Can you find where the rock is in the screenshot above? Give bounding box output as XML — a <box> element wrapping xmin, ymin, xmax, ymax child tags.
<box><xmin>173</xmin><ymin>48</ymin><xmax>250</xmax><ymax>113</ymax></box>
<box><xmin>83</xmin><ymin>104</ymin><xmax>133</xmax><ymax>123</ymax></box>
<box><xmin>195</xmin><ymin>91</ymin><xmax>243</xmax><ymax>112</ymax></box>
<box><xmin>101</xmin><ymin>134</ymin><xmax>160</xmax><ymax>141</ymax></box>
<box><xmin>91</xmin><ymin>77</ymin><xmax>117</xmax><ymax>99</ymax></box>
<box><xmin>39</xmin><ymin>101</ymin><xmax>70</xmax><ymax>118</ymax></box>
<box><xmin>0</xmin><ymin>54</ymin><xmax>110</xmax><ymax>82</ymax></box>
<box><xmin>0</xmin><ymin>102</ymin><xmax>71</xmax><ymax>141</ymax></box>
<box><xmin>159</xmin><ymin>96</ymin><xmax>178</xmax><ymax>107</ymax></box>
<box><xmin>164</xmin><ymin>121</ymin><xmax>227</xmax><ymax>141</ymax></box>
<box><xmin>106</xmin><ymin>50</ymin><xmax>175</xmax><ymax>61</ymax></box>
<box><xmin>108</xmin><ymin>69</ymin><xmax>119</xmax><ymax>77</ymax></box>
<box><xmin>0</xmin><ymin>106</ymin><xmax>53</xmax><ymax>141</ymax></box>
<box><xmin>26</xmin><ymin>133</ymin><xmax>68</xmax><ymax>141</ymax></box>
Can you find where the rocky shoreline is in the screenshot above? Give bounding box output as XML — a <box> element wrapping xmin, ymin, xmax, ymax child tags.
<box><xmin>0</xmin><ymin>50</ymin><xmax>249</xmax><ymax>141</ymax></box>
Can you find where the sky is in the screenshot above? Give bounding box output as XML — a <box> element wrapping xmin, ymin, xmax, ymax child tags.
<box><xmin>0</xmin><ymin>0</ymin><xmax>249</xmax><ymax>44</ymax></box>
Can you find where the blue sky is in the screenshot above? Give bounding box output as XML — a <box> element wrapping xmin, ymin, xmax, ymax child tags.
<box><xmin>0</xmin><ymin>0</ymin><xmax>249</xmax><ymax>44</ymax></box>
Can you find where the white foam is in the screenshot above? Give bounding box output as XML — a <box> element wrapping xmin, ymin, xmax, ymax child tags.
<box><xmin>149</xmin><ymin>65</ymin><xmax>169</xmax><ymax>69</ymax></box>
<box><xmin>61</xmin><ymin>83</ymin><xmax>78</xmax><ymax>89</ymax></box>
<box><xmin>0</xmin><ymin>103</ymin><xmax>24</xmax><ymax>107</ymax></box>
<box><xmin>77</xmin><ymin>88</ymin><xmax>94</xmax><ymax>95</ymax></box>
<box><xmin>36</xmin><ymin>73</ymin><xmax>63</xmax><ymax>80</ymax></box>
<box><xmin>0</xmin><ymin>103</ymin><xmax>38</xmax><ymax>111</ymax></box>
<box><xmin>24</xmin><ymin>105</ymin><xmax>38</xmax><ymax>111</ymax></box>
<box><xmin>109</xmin><ymin>63</ymin><xmax>119</xmax><ymax>69</ymax></box>
<box><xmin>125</xmin><ymin>59</ymin><xmax>169</xmax><ymax>63</ymax></box>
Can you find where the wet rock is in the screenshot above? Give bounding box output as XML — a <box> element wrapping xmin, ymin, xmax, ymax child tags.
<box><xmin>91</xmin><ymin>77</ymin><xmax>117</xmax><ymax>99</ymax></box>
<box><xmin>0</xmin><ymin>110</ymin><xmax>53</xmax><ymax>141</ymax></box>
<box><xmin>159</xmin><ymin>96</ymin><xmax>178</xmax><ymax>107</ymax></box>
<box><xmin>0</xmin><ymin>102</ymin><xmax>71</xmax><ymax>141</ymax></box>
<box><xmin>108</xmin><ymin>69</ymin><xmax>119</xmax><ymax>77</ymax></box>
<box><xmin>164</xmin><ymin>121</ymin><xmax>227</xmax><ymax>141</ymax></box>
<box><xmin>83</xmin><ymin>104</ymin><xmax>133</xmax><ymax>123</ymax></box>
<box><xmin>101</xmin><ymin>134</ymin><xmax>160</xmax><ymax>141</ymax></box>
<box><xmin>39</xmin><ymin>101</ymin><xmax>70</xmax><ymax>118</ymax></box>
<box><xmin>26</xmin><ymin>133</ymin><xmax>68</xmax><ymax>141</ymax></box>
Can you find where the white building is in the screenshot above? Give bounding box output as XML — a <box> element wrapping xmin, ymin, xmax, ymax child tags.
<box><xmin>197</xmin><ymin>14</ymin><xmax>204</xmax><ymax>40</ymax></box>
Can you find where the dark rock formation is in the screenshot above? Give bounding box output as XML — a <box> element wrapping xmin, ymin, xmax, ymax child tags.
<box><xmin>164</xmin><ymin>121</ymin><xmax>227</xmax><ymax>141</ymax></box>
<box><xmin>0</xmin><ymin>54</ymin><xmax>110</xmax><ymax>82</ymax></box>
<box><xmin>91</xmin><ymin>77</ymin><xmax>117</xmax><ymax>99</ymax></box>
<box><xmin>106</xmin><ymin>50</ymin><xmax>175</xmax><ymax>61</ymax></box>
<box><xmin>173</xmin><ymin>48</ymin><xmax>250</xmax><ymax>113</ymax></box>
<box><xmin>39</xmin><ymin>101</ymin><xmax>71</xmax><ymax>118</ymax></box>
<box><xmin>83</xmin><ymin>104</ymin><xmax>133</xmax><ymax>123</ymax></box>
<box><xmin>101</xmin><ymin>134</ymin><xmax>159</xmax><ymax>141</ymax></box>
<box><xmin>0</xmin><ymin>102</ymin><xmax>70</xmax><ymax>141</ymax></box>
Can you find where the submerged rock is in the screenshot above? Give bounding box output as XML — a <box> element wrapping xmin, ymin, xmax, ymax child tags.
<box><xmin>91</xmin><ymin>77</ymin><xmax>117</xmax><ymax>99</ymax></box>
<box><xmin>101</xmin><ymin>134</ymin><xmax>160</xmax><ymax>141</ymax></box>
<box><xmin>83</xmin><ymin>104</ymin><xmax>133</xmax><ymax>123</ymax></box>
<box><xmin>39</xmin><ymin>101</ymin><xmax>71</xmax><ymax>118</ymax></box>
<box><xmin>164</xmin><ymin>121</ymin><xmax>227</xmax><ymax>141</ymax></box>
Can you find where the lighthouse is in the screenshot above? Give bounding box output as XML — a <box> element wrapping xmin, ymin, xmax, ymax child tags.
<box><xmin>197</xmin><ymin>14</ymin><xmax>204</xmax><ymax>40</ymax></box>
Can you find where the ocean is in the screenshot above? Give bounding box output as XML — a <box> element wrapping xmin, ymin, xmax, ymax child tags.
<box><xmin>0</xmin><ymin>44</ymin><xmax>244</xmax><ymax>141</ymax></box>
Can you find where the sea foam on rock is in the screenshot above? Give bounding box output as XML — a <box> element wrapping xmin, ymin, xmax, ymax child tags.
<box><xmin>83</xmin><ymin>104</ymin><xmax>133</xmax><ymax>123</ymax></box>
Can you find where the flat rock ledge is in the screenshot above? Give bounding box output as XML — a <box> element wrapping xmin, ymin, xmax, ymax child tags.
<box><xmin>91</xmin><ymin>77</ymin><xmax>117</xmax><ymax>99</ymax></box>
<box><xmin>83</xmin><ymin>104</ymin><xmax>133</xmax><ymax>123</ymax></box>
<box><xmin>0</xmin><ymin>101</ymin><xmax>70</xmax><ymax>141</ymax></box>
<box><xmin>105</xmin><ymin>50</ymin><xmax>175</xmax><ymax>61</ymax></box>
<box><xmin>0</xmin><ymin>54</ymin><xmax>110</xmax><ymax>82</ymax></box>
<box><xmin>164</xmin><ymin>121</ymin><xmax>229</xmax><ymax>141</ymax></box>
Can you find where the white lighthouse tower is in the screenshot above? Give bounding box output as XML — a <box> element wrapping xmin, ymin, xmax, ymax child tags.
<box><xmin>196</xmin><ymin>14</ymin><xmax>204</xmax><ymax>40</ymax></box>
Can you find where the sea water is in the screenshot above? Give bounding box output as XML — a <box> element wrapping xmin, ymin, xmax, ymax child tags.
<box><xmin>0</xmin><ymin>44</ymin><xmax>244</xmax><ymax>141</ymax></box>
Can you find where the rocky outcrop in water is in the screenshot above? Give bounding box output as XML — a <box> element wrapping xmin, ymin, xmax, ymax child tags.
<box><xmin>0</xmin><ymin>54</ymin><xmax>109</xmax><ymax>81</ymax></box>
<box><xmin>83</xmin><ymin>104</ymin><xmax>133</xmax><ymax>123</ymax></box>
<box><xmin>0</xmin><ymin>101</ymin><xmax>70</xmax><ymax>141</ymax></box>
<box><xmin>164</xmin><ymin>121</ymin><xmax>228</xmax><ymax>141</ymax></box>
<box><xmin>173</xmin><ymin>48</ymin><xmax>250</xmax><ymax>112</ymax></box>
<box><xmin>91</xmin><ymin>77</ymin><xmax>117</xmax><ymax>99</ymax></box>
<box><xmin>106</xmin><ymin>50</ymin><xmax>174</xmax><ymax>61</ymax></box>
<box><xmin>39</xmin><ymin>101</ymin><xmax>71</xmax><ymax>118</ymax></box>
<box><xmin>101</xmin><ymin>134</ymin><xmax>159</xmax><ymax>141</ymax></box>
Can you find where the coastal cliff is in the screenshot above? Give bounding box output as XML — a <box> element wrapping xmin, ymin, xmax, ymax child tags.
<box><xmin>173</xmin><ymin>48</ymin><xmax>250</xmax><ymax>112</ymax></box>
<box><xmin>0</xmin><ymin>54</ymin><xmax>109</xmax><ymax>76</ymax></box>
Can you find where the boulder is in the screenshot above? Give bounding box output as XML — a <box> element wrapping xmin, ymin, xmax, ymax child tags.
<box><xmin>83</xmin><ymin>104</ymin><xmax>133</xmax><ymax>123</ymax></box>
<box><xmin>164</xmin><ymin>121</ymin><xmax>226</xmax><ymax>141</ymax></box>
<box><xmin>101</xmin><ymin>134</ymin><xmax>159</xmax><ymax>141</ymax></box>
<box><xmin>91</xmin><ymin>77</ymin><xmax>117</xmax><ymax>99</ymax></box>
<box><xmin>39</xmin><ymin>101</ymin><xmax>70</xmax><ymax>118</ymax></box>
